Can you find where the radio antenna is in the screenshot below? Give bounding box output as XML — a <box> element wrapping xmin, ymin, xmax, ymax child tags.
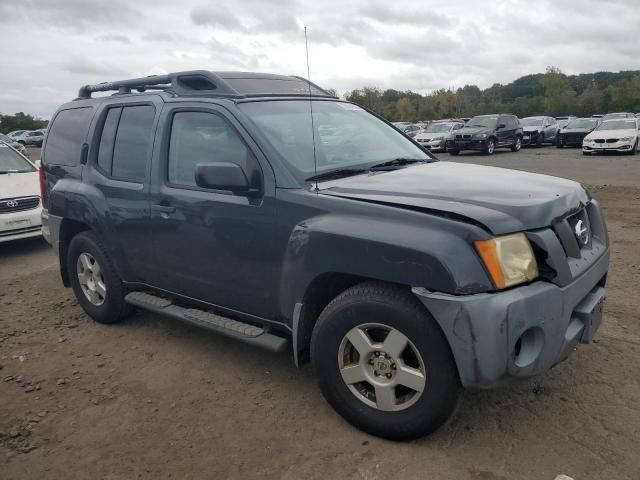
<box><xmin>304</xmin><ymin>26</ymin><xmax>319</xmax><ymax>192</ymax></box>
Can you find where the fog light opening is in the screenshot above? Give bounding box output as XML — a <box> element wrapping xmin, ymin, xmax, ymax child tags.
<box><xmin>513</xmin><ymin>327</ymin><xmax>544</xmax><ymax>368</ymax></box>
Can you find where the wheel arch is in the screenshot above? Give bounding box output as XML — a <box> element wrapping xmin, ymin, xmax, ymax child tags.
<box><xmin>58</xmin><ymin>218</ymin><xmax>91</xmax><ymax>286</ymax></box>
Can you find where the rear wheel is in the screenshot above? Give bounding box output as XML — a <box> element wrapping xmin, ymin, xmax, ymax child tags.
<box><xmin>68</xmin><ymin>231</ymin><xmax>132</xmax><ymax>324</ymax></box>
<box><xmin>510</xmin><ymin>136</ymin><xmax>522</xmax><ymax>152</ymax></box>
<box><xmin>311</xmin><ymin>282</ymin><xmax>460</xmax><ymax>440</ymax></box>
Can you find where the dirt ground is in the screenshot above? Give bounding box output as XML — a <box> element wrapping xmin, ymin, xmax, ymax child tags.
<box><xmin>1</xmin><ymin>146</ymin><xmax>639</xmax><ymax>479</ymax></box>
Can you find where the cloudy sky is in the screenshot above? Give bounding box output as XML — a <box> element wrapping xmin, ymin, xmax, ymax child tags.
<box><xmin>1</xmin><ymin>0</ymin><xmax>638</xmax><ymax>118</ymax></box>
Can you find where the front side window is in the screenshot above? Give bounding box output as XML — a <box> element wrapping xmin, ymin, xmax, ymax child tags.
<box><xmin>238</xmin><ymin>100</ymin><xmax>430</xmax><ymax>181</ymax></box>
<box><xmin>168</xmin><ymin>111</ymin><xmax>252</xmax><ymax>187</ymax></box>
<box><xmin>110</xmin><ymin>105</ymin><xmax>155</xmax><ymax>181</ymax></box>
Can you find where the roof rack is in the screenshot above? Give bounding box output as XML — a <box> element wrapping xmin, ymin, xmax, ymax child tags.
<box><xmin>76</xmin><ymin>70</ymin><xmax>336</xmax><ymax>100</ymax></box>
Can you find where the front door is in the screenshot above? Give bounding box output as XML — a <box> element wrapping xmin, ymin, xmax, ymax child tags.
<box><xmin>145</xmin><ymin>105</ymin><xmax>281</xmax><ymax>318</ymax></box>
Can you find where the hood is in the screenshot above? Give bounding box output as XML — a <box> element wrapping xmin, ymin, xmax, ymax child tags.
<box><xmin>585</xmin><ymin>129</ymin><xmax>638</xmax><ymax>140</ymax></box>
<box><xmin>523</xmin><ymin>126</ymin><xmax>544</xmax><ymax>133</ymax></box>
<box><xmin>560</xmin><ymin>128</ymin><xmax>592</xmax><ymax>134</ymax></box>
<box><xmin>0</xmin><ymin>171</ymin><xmax>40</xmax><ymax>200</ymax></box>
<box><xmin>453</xmin><ymin>126</ymin><xmax>494</xmax><ymax>136</ymax></box>
<box><xmin>319</xmin><ymin>162</ymin><xmax>588</xmax><ymax>234</ymax></box>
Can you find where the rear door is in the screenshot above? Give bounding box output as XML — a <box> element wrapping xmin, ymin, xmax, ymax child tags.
<box><xmin>84</xmin><ymin>97</ymin><xmax>162</xmax><ymax>282</ymax></box>
<box><xmin>495</xmin><ymin>115</ymin><xmax>510</xmax><ymax>146</ymax></box>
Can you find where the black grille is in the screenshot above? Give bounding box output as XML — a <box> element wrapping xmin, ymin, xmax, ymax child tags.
<box><xmin>455</xmin><ymin>134</ymin><xmax>462</xmax><ymax>139</ymax></box>
<box><xmin>594</xmin><ymin>139</ymin><xmax>605</xmax><ymax>143</ymax></box>
<box><xmin>554</xmin><ymin>208</ymin><xmax>592</xmax><ymax>258</ymax></box>
<box><xmin>463</xmin><ymin>134</ymin><xmax>471</xmax><ymax>139</ymax></box>
<box><xmin>0</xmin><ymin>196</ymin><xmax>40</xmax><ymax>214</ymax></box>
<box><xmin>606</xmin><ymin>139</ymin><xmax>618</xmax><ymax>143</ymax></box>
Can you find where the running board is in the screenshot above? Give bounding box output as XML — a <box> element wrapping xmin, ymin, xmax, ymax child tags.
<box><xmin>125</xmin><ymin>292</ymin><xmax>288</xmax><ymax>353</ymax></box>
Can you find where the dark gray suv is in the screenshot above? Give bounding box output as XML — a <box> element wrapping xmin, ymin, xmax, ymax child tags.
<box><xmin>40</xmin><ymin>70</ymin><xmax>609</xmax><ymax>440</ymax></box>
<box><xmin>445</xmin><ymin>114</ymin><xmax>523</xmax><ymax>155</ymax></box>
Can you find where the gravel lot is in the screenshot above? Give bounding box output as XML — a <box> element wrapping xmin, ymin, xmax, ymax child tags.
<box><xmin>2</xmin><ymin>146</ymin><xmax>639</xmax><ymax>479</ymax></box>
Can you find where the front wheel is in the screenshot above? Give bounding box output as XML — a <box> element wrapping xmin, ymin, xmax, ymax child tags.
<box><xmin>448</xmin><ymin>149</ymin><xmax>460</xmax><ymax>156</ymax></box>
<box><xmin>311</xmin><ymin>282</ymin><xmax>460</xmax><ymax>440</ymax></box>
<box><xmin>537</xmin><ymin>133</ymin><xmax>545</xmax><ymax>147</ymax></box>
<box><xmin>484</xmin><ymin>138</ymin><xmax>495</xmax><ymax>155</ymax></box>
<box><xmin>510</xmin><ymin>136</ymin><xmax>522</xmax><ymax>152</ymax></box>
<box><xmin>629</xmin><ymin>139</ymin><xmax>638</xmax><ymax>155</ymax></box>
<box><xmin>68</xmin><ymin>231</ymin><xmax>133</xmax><ymax>324</ymax></box>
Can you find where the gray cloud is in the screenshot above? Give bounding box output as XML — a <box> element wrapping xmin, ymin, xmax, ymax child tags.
<box><xmin>0</xmin><ymin>0</ymin><xmax>639</xmax><ymax>118</ymax></box>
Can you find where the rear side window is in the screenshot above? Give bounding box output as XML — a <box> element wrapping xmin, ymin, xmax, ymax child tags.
<box><xmin>96</xmin><ymin>105</ymin><xmax>156</xmax><ymax>181</ymax></box>
<box><xmin>97</xmin><ymin>107</ymin><xmax>122</xmax><ymax>174</ymax></box>
<box><xmin>45</xmin><ymin>107</ymin><xmax>93</xmax><ymax>166</ymax></box>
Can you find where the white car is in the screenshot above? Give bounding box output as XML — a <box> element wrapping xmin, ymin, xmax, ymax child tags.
<box><xmin>414</xmin><ymin>121</ymin><xmax>464</xmax><ymax>152</ymax></box>
<box><xmin>0</xmin><ymin>143</ymin><xmax>42</xmax><ymax>242</ymax></box>
<box><xmin>582</xmin><ymin>118</ymin><xmax>640</xmax><ymax>155</ymax></box>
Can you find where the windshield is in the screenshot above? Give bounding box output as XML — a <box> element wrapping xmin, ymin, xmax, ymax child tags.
<box><xmin>238</xmin><ymin>100</ymin><xmax>431</xmax><ymax>180</ymax></box>
<box><xmin>596</xmin><ymin>119</ymin><xmax>637</xmax><ymax>130</ymax></box>
<box><xmin>565</xmin><ymin>118</ymin><xmax>598</xmax><ymax>129</ymax></box>
<box><xmin>424</xmin><ymin>123</ymin><xmax>456</xmax><ymax>133</ymax></box>
<box><xmin>0</xmin><ymin>144</ymin><xmax>35</xmax><ymax>173</ymax></box>
<box><xmin>466</xmin><ymin>116</ymin><xmax>498</xmax><ymax>128</ymax></box>
<box><xmin>520</xmin><ymin>117</ymin><xmax>545</xmax><ymax>126</ymax></box>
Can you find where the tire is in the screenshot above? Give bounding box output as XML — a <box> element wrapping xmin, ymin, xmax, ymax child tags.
<box><xmin>484</xmin><ymin>138</ymin><xmax>495</xmax><ymax>155</ymax></box>
<box><xmin>18</xmin><ymin>140</ymin><xmax>26</xmax><ymax>146</ymax></box>
<box><xmin>556</xmin><ymin>140</ymin><xmax>563</xmax><ymax>148</ymax></box>
<box><xmin>537</xmin><ymin>133</ymin><xmax>545</xmax><ymax>147</ymax></box>
<box><xmin>67</xmin><ymin>231</ymin><xmax>132</xmax><ymax>324</ymax></box>
<box><xmin>582</xmin><ymin>151</ymin><xmax>590</xmax><ymax>156</ymax></box>
<box><xmin>629</xmin><ymin>139</ymin><xmax>638</xmax><ymax>155</ymax></box>
<box><xmin>510</xmin><ymin>136</ymin><xmax>522</xmax><ymax>152</ymax></box>
<box><xmin>311</xmin><ymin>282</ymin><xmax>460</xmax><ymax>440</ymax></box>
<box><xmin>448</xmin><ymin>149</ymin><xmax>459</xmax><ymax>156</ymax></box>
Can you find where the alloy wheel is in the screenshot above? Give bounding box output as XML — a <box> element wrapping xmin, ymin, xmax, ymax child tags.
<box><xmin>76</xmin><ymin>252</ymin><xmax>106</xmax><ymax>306</ymax></box>
<box><xmin>337</xmin><ymin>323</ymin><xmax>426</xmax><ymax>412</ymax></box>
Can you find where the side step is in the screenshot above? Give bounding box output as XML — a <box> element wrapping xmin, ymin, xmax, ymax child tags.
<box><xmin>125</xmin><ymin>292</ymin><xmax>289</xmax><ymax>353</ymax></box>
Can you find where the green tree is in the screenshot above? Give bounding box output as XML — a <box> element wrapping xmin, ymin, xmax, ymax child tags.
<box><xmin>607</xmin><ymin>75</ymin><xmax>640</xmax><ymax>112</ymax></box>
<box><xmin>0</xmin><ymin>112</ymin><xmax>48</xmax><ymax>134</ymax></box>
<box><xmin>396</xmin><ymin>97</ymin><xmax>417</xmax><ymax>122</ymax></box>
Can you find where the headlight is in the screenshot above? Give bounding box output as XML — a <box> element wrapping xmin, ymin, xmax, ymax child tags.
<box><xmin>619</xmin><ymin>137</ymin><xmax>633</xmax><ymax>142</ymax></box>
<box><xmin>475</xmin><ymin>233</ymin><xmax>538</xmax><ymax>289</ymax></box>
<box><xmin>473</xmin><ymin>133</ymin><xmax>487</xmax><ymax>139</ymax></box>
<box><xmin>432</xmin><ymin>136</ymin><xmax>444</xmax><ymax>141</ymax></box>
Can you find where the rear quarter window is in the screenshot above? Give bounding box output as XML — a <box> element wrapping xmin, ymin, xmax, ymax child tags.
<box><xmin>44</xmin><ymin>107</ymin><xmax>94</xmax><ymax>166</ymax></box>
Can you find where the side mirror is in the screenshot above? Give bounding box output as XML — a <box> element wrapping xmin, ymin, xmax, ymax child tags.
<box><xmin>195</xmin><ymin>162</ymin><xmax>250</xmax><ymax>193</ymax></box>
<box><xmin>498</xmin><ymin>123</ymin><xmax>506</xmax><ymax>129</ymax></box>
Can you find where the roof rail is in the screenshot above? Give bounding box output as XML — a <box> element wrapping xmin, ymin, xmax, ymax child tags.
<box><xmin>77</xmin><ymin>70</ymin><xmax>243</xmax><ymax>99</ymax></box>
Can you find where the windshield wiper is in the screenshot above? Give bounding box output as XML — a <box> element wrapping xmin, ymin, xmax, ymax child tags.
<box><xmin>305</xmin><ymin>168</ymin><xmax>367</xmax><ymax>182</ymax></box>
<box><xmin>368</xmin><ymin>158</ymin><xmax>430</xmax><ymax>171</ymax></box>
<box><xmin>0</xmin><ymin>170</ymin><xmax>20</xmax><ymax>175</ymax></box>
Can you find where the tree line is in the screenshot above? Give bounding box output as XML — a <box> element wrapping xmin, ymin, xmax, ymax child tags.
<box><xmin>0</xmin><ymin>112</ymin><xmax>49</xmax><ymax>134</ymax></box>
<box><xmin>343</xmin><ymin>67</ymin><xmax>640</xmax><ymax>122</ymax></box>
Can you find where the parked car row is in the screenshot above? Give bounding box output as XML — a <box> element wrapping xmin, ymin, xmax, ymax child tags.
<box><xmin>393</xmin><ymin>112</ymin><xmax>638</xmax><ymax>156</ymax></box>
<box><xmin>0</xmin><ymin>132</ymin><xmax>29</xmax><ymax>156</ymax></box>
<box><xmin>6</xmin><ymin>129</ymin><xmax>47</xmax><ymax>147</ymax></box>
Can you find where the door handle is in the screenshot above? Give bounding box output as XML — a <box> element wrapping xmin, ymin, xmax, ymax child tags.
<box><xmin>151</xmin><ymin>204</ymin><xmax>176</xmax><ymax>214</ymax></box>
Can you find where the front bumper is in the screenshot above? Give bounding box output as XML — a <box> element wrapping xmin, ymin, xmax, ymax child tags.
<box><xmin>0</xmin><ymin>205</ymin><xmax>43</xmax><ymax>243</ymax></box>
<box><xmin>417</xmin><ymin>139</ymin><xmax>446</xmax><ymax>151</ymax></box>
<box><xmin>412</xmin><ymin>248</ymin><xmax>609</xmax><ymax>388</ymax></box>
<box><xmin>557</xmin><ymin>133</ymin><xmax>585</xmax><ymax>147</ymax></box>
<box><xmin>522</xmin><ymin>131</ymin><xmax>541</xmax><ymax>145</ymax></box>
<box><xmin>583</xmin><ymin>141</ymin><xmax>635</xmax><ymax>153</ymax></box>
<box><xmin>446</xmin><ymin>139</ymin><xmax>488</xmax><ymax>151</ymax></box>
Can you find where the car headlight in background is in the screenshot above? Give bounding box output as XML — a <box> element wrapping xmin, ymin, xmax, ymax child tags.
<box><xmin>475</xmin><ymin>233</ymin><xmax>539</xmax><ymax>289</ymax></box>
<box><xmin>619</xmin><ymin>137</ymin><xmax>633</xmax><ymax>142</ymax></box>
<box><xmin>432</xmin><ymin>136</ymin><xmax>444</xmax><ymax>141</ymax></box>
<box><xmin>473</xmin><ymin>133</ymin><xmax>487</xmax><ymax>139</ymax></box>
